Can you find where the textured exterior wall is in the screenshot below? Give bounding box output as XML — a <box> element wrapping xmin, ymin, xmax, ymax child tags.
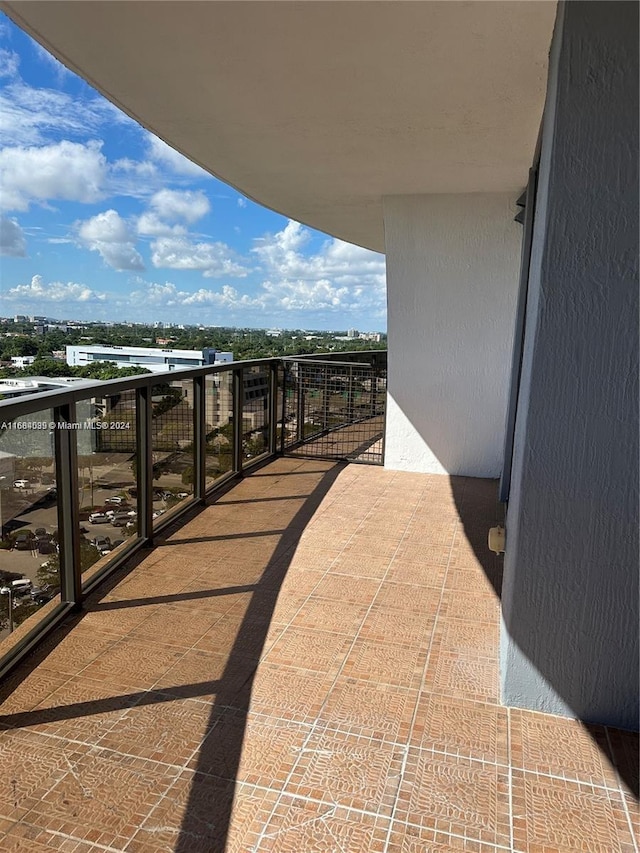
<box><xmin>501</xmin><ymin>1</ymin><xmax>639</xmax><ymax>728</ymax></box>
<box><xmin>383</xmin><ymin>194</ymin><xmax>521</xmax><ymax>476</ymax></box>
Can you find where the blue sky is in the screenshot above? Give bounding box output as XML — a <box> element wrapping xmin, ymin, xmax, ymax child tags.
<box><xmin>0</xmin><ymin>15</ymin><xmax>387</xmax><ymax>331</ymax></box>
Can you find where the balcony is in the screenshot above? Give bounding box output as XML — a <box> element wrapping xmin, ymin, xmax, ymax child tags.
<box><xmin>0</xmin><ymin>357</ymin><xmax>637</xmax><ymax>852</ymax></box>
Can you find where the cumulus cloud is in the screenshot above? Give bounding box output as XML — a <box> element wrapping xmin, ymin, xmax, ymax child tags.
<box><xmin>129</xmin><ymin>280</ymin><xmax>257</xmax><ymax>311</ymax></box>
<box><xmin>146</xmin><ymin>135</ymin><xmax>209</xmax><ymax>178</ymax></box>
<box><xmin>4</xmin><ymin>274</ymin><xmax>107</xmax><ymax>302</ymax></box>
<box><xmin>0</xmin><ymin>140</ymin><xmax>107</xmax><ymax>212</ymax></box>
<box><xmin>251</xmin><ymin>220</ymin><xmax>386</xmax><ymax>315</ymax></box>
<box><xmin>253</xmin><ymin>220</ymin><xmax>385</xmax><ymax>287</ymax></box>
<box><xmin>150</xmin><ymin>235</ymin><xmax>248</xmax><ymax>278</ymax></box>
<box><xmin>0</xmin><ymin>216</ymin><xmax>27</xmax><ymax>257</ymax></box>
<box><xmin>77</xmin><ymin>209</ymin><xmax>144</xmax><ymax>271</ymax></box>
<box><xmin>137</xmin><ymin>212</ymin><xmax>186</xmax><ymax>238</ymax></box>
<box><xmin>149</xmin><ymin>189</ymin><xmax>210</xmax><ymax>224</ymax></box>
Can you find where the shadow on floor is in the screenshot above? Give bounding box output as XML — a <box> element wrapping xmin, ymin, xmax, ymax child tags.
<box><xmin>450</xmin><ymin>475</ymin><xmax>639</xmax><ymax>800</ymax></box>
<box><xmin>173</xmin><ymin>461</ymin><xmax>346</xmax><ymax>851</ymax></box>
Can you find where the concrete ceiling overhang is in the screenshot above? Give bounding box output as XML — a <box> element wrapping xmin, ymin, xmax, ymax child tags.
<box><xmin>2</xmin><ymin>1</ymin><xmax>557</xmax><ymax>253</ymax></box>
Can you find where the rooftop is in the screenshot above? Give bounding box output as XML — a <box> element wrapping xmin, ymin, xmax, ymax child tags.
<box><xmin>0</xmin><ymin>458</ymin><xmax>636</xmax><ymax>852</ymax></box>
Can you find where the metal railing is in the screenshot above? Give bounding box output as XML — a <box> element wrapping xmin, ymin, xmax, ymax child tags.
<box><xmin>0</xmin><ymin>351</ymin><xmax>386</xmax><ymax>678</ymax></box>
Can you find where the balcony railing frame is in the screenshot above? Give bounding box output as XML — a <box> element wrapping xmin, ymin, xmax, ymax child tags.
<box><xmin>0</xmin><ymin>352</ymin><xmax>386</xmax><ymax>681</ymax></box>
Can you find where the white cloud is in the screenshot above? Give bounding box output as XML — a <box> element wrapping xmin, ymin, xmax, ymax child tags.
<box><xmin>137</xmin><ymin>212</ymin><xmax>186</xmax><ymax>237</ymax></box>
<box><xmin>150</xmin><ymin>236</ymin><xmax>248</xmax><ymax>278</ymax></box>
<box><xmin>146</xmin><ymin>135</ymin><xmax>209</xmax><ymax>178</ymax></box>
<box><xmin>149</xmin><ymin>189</ymin><xmax>210</xmax><ymax>224</ymax></box>
<box><xmin>0</xmin><ymin>140</ymin><xmax>107</xmax><ymax>212</ymax></box>
<box><xmin>253</xmin><ymin>220</ymin><xmax>385</xmax><ymax>287</ymax></box>
<box><xmin>0</xmin><ymin>48</ymin><xmax>20</xmax><ymax>79</ymax></box>
<box><xmin>0</xmin><ymin>76</ymin><xmax>130</xmax><ymax>148</ymax></box>
<box><xmin>5</xmin><ymin>274</ymin><xmax>107</xmax><ymax>303</ymax></box>
<box><xmin>237</xmin><ymin>197</ymin><xmax>247</xmax><ymax>208</ymax></box>
<box><xmin>250</xmin><ymin>220</ymin><xmax>387</xmax><ymax>316</ymax></box>
<box><xmin>77</xmin><ymin>209</ymin><xmax>144</xmax><ymax>271</ymax></box>
<box><xmin>0</xmin><ymin>216</ymin><xmax>27</xmax><ymax>257</ymax></box>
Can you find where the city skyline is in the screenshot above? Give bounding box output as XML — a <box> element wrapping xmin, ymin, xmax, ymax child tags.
<box><xmin>0</xmin><ymin>15</ymin><xmax>387</xmax><ymax>331</ymax></box>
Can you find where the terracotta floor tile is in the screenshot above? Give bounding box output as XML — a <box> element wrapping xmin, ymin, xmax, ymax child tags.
<box><xmin>289</xmin><ymin>597</ymin><xmax>369</xmax><ymax>635</ymax></box>
<box><xmin>191</xmin><ymin>709</ymin><xmax>311</xmax><ymax>787</ymax></box>
<box><xmin>396</xmin><ymin>748</ymin><xmax>511</xmax><ymax>847</ymax></box>
<box><xmin>0</xmin><ymin>729</ymin><xmax>85</xmax><ymax>821</ymax></box>
<box><xmin>193</xmin><ymin>612</ymin><xmax>277</xmax><ymax>658</ymax></box>
<box><xmin>263</xmin><ymin>627</ymin><xmax>353</xmax><ymax>674</ymax></box>
<box><xmin>431</xmin><ymin>618</ymin><xmax>498</xmax><ymax>660</ymax></box>
<box><xmin>359</xmin><ymin>605</ymin><xmax>435</xmax><ymax>648</ymax></box>
<box><xmin>0</xmin><ymin>669</ymin><xmax>71</xmax><ymax>717</ymax></box>
<box><xmin>385</xmin><ymin>559</ymin><xmax>448</xmax><ymax>588</ymax></box>
<box><xmin>510</xmin><ymin>709</ymin><xmax>621</xmax><ymax>789</ymax></box>
<box><xmin>387</xmin><ymin>821</ymin><xmax>502</xmax><ymax>851</ymax></box>
<box><xmin>248</xmin><ymin>663</ymin><xmax>331</xmax><ymax>723</ymax></box>
<box><xmin>22</xmin><ymin>749</ymin><xmax>178</xmax><ymax>850</ymax></box>
<box><xmin>373</xmin><ymin>582</ymin><xmax>442</xmax><ymax>616</ymax></box>
<box><xmin>424</xmin><ymin>650</ymin><xmax>500</xmax><ymax>705</ymax></box>
<box><xmin>606</xmin><ymin>727</ymin><xmax>640</xmax><ymax>798</ymax></box>
<box><xmin>309</xmin><ymin>573</ymin><xmax>381</xmax><ymax>604</ymax></box>
<box><xmin>78</xmin><ymin>638</ymin><xmax>185</xmax><ymax>691</ymax></box>
<box><xmin>21</xmin><ymin>674</ymin><xmax>143</xmax><ymax>743</ymax></box>
<box><xmin>285</xmin><ymin>729</ymin><xmax>405</xmax><ymax>815</ymax></box>
<box><xmin>341</xmin><ymin>638</ymin><xmax>428</xmax><ymax>689</ymax></box>
<box><xmin>95</xmin><ymin>693</ymin><xmax>217</xmax><ymax>765</ymax></box>
<box><xmin>254</xmin><ymin>795</ymin><xmax>390</xmax><ymax>853</ymax></box>
<box><xmin>328</xmin><ymin>553</ymin><xmax>394</xmax><ymax>578</ymax></box>
<box><xmin>413</xmin><ymin>694</ymin><xmax>508</xmax><ymax>765</ymax></box>
<box><xmin>437</xmin><ymin>589</ymin><xmax>500</xmax><ymax>624</ymax></box>
<box><xmin>151</xmin><ymin>647</ymin><xmax>253</xmax><ymax>705</ymax></box>
<box><xmin>318</xmin><ymin>677</ymin><xmax>418</xmax><ymax>743</ymax></box>
<box><xmin>511</xmin><ymin>769</ymin><xmax>636</xmax><ymax>852</ymax></box>
<box><xmin>0</xmin><ymin>461</ymin><xmax>631</xmax><ymax>852</ymax></box>
<box><xmin>288</xmin><ymin>547</ymin><xmax>343</xmax><ymax>571</ymax></box>
<box><xmin>128</xmin><ymin>773</ymin><xmax>277</xmax><ymax>853</ymax></box>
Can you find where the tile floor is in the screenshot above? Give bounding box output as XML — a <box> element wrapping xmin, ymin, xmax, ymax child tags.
<box><xmin>0</xmin><ymin>458</ymin><xmax>637</xmax><ymax>852</ymax></box>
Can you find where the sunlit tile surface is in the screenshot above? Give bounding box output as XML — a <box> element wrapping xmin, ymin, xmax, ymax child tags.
<box><xmin>0</xmin><ymin>458</ymin><xmax>637</xmax><ymax>852</ymax></box>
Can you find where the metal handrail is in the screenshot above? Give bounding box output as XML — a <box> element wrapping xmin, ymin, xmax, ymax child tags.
<box><xmin>0</xmin><ymin>350</ymin><xmax>386</xmax><ymax>680</ymax></box>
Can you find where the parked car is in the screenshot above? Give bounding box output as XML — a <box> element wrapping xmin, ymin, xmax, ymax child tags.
<box><xmin>34</xmin><ymin>528</ymin><xmax>47</xmax><ymax>538</ymax></box>
<box><xmin>92</xmin><ymin>536</ymin><xmax>112</xmax><ymax>554</ymax></box>
<box><xmin>105</xmin><ymin>496</ymin><xmax>126</xmax><ymax>506</ymax></box>
<box><xmin>13</xmin><ymin>531</ymin><xmax>34</xmax><ymax>550</ymax></box>
<box><xmin>9</xmin><ymin>578</ymin><xmax>33</xmax><ymax>595</ymax></box>
<box><xmin>13</xmin><ymin>479</ymin><xmax>29</xmax><ymax>489</ymax></box>
<box><xmin>111</xmin><ymin>513</ymin><xmax>132</xmax><ymax>527</ymax></box>
<box><xmin>89</xmin><ymin>512</ymin><xmax>110</xmax><ymax>524</ymax></box>
<box><xmin>37</xmin><ymin>539</ymin><xmax>56</xmax><ymax>555</ymax></box>
<box><xmin>176</xmin><ymin>492</ymin><xmax>189</xmax><ymax>499</ymax></box>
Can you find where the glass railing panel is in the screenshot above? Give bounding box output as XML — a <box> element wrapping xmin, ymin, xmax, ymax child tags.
<box><xmin>76</xmin><ymin>391</ymin><xmax>139</xmax><ymax>580</ymax></box>
<box><xmin>241</xmin><ymin>364</ymin><xmax>270</xmax><ymax>464</ymax></box>
<box><xmin>0</xmin><ymin>407</ymin><xmax>59</xmax><ymax>643</ymax></box>
<box><xmin>151</xmin><ymin>377</ymin><xmax>195</xmax><ymax>527</ymax></box>
<box><xmin>204</xmin><ymin>370</ymin><xmax>234</xmax><ymax>489</ymax></box>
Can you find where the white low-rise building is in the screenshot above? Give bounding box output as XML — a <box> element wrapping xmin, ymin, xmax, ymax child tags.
<box><xmin>66</xmin><ymin>345</ymin><xmax>233</xmax><ymax>374</ymax></box>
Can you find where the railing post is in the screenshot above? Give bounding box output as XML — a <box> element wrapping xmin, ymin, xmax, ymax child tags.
<box><xmin>193</xmin><ymin>376</ymin><xmax>206</xmax><ymax>500</ymax></box>
<box><xmin>54</xmin><ymin>401</ymin><xmax>81</xmax><ymax>608</ymax></box>
<box><xmin>322</xmin><ymin>365</ymin><xmax>330</xmax><ymax>431</ymax></box>
<box><xmin>232</xmin><ymin>368</ymin><xmax>243</xmax><ymax>473</ymax></box>
<box><xmin>280</xmin><ymin>363</ymin><xmax>288</xmax><ymax>454</ymax></box>
<box><xmin>296</xmin><ymin>364</ymin><xmax>305</xmax><ymax>444</ymax></box>
<box><xmin>136</xmin><ymin>385</ymin><xmax>154</xmax><ymax>542</ymax></box>
<box><xmin>347</xmin><ymin>366</ymin><xmax>355</xmax><ymax>424</ymax></box>
<box><xmin>268</xmin><ymin>361</ymin><xmax>279</xmax><ymax>456</ymax></box>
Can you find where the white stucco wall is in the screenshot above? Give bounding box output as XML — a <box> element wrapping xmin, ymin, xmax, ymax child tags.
<box><xmin>382</xmin><ymin>194</ymin><xmax>522</xmax><ymax>476</ymax></box>
<box><xmin>501</xmin><ymin>1</ymin><xmax>639</xmax><ymax>729</ymax></box>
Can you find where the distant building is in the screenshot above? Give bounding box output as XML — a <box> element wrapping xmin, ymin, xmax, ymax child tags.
<box><xmin>65</xmin><ymin>344</ymin><xmax>234</xmax><ymax>374</ymax></box>
<box><xmin>10</xmin><ymin>356</ymin><xmax>37</xmax><ymax>370</ymax></box>
<box><xmin>347</xmin><ymin>328</ymin><xmax>359</xmax><ymax>338</ymax></box>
